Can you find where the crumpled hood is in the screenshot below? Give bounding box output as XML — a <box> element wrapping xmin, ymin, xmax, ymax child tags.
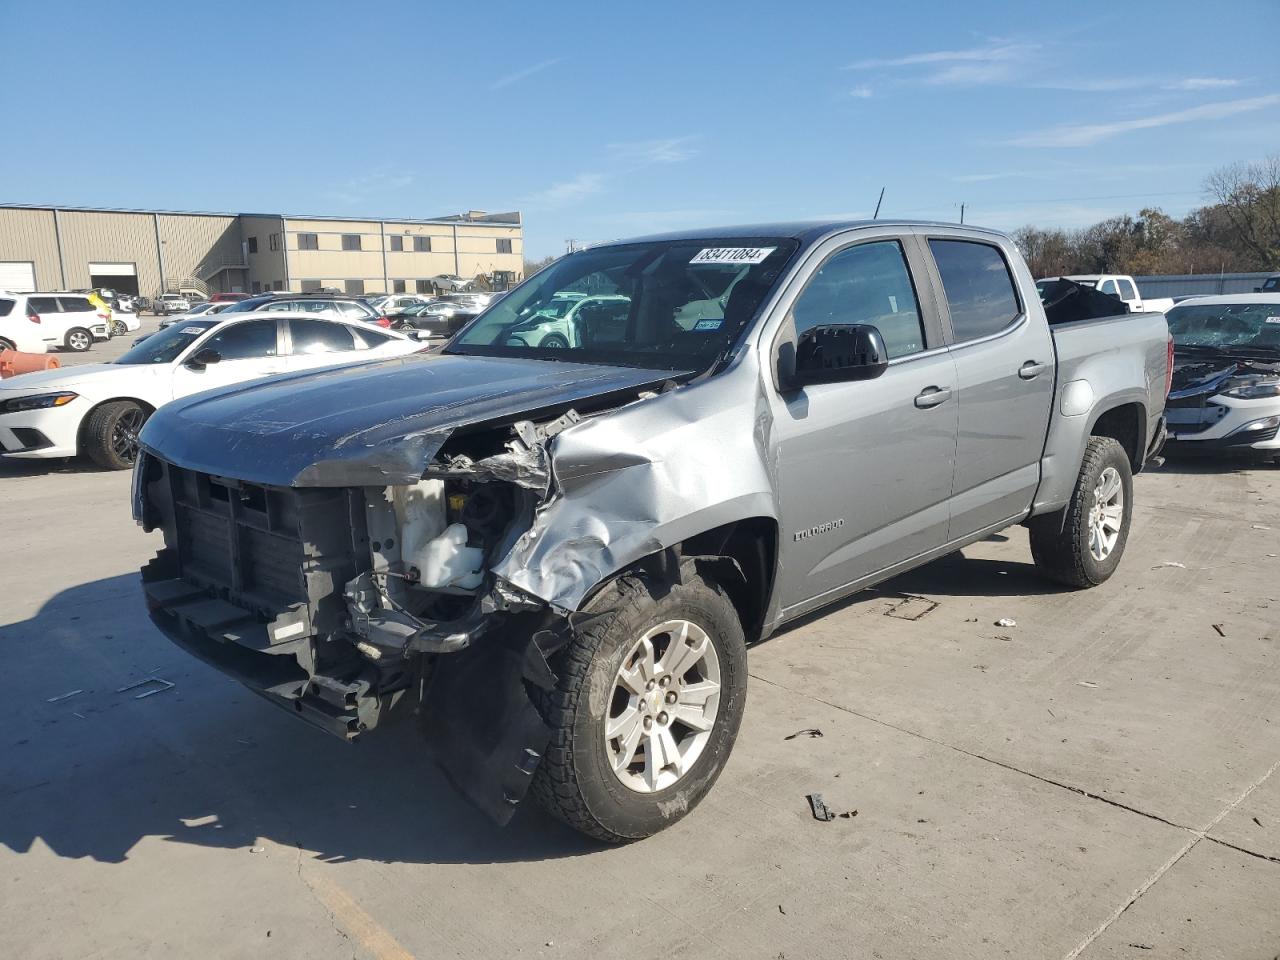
<box><xmin>140</xmin><ymin>352</ymin><xmax>682</xmax><ymax>486</ymax></box>
<box><xmin>1170</xmin><ymin>353</ymin><xmax>1280</xmax><ymax>398</ymax></box>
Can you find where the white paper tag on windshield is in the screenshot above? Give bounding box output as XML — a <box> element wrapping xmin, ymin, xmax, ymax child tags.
<box><xmin>690</xmin><ymin>247</ymin><xmax>776</xmax><ymax>265</ymax></box>
<box><xmin>1266</xmin><ymin>316</ymin><xmax>1280</xmax><ymax>324</ymax></box>
<box><xmin>181</xmin><ymin>326</ymin><xmax>205</xmax><ymax>334</ymax></box>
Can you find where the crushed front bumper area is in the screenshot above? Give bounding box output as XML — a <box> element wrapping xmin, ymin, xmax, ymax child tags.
<box><xmin>136</xmin><ymin>454</ymin><xmax>560</xmax><ymax>823</ymax></box>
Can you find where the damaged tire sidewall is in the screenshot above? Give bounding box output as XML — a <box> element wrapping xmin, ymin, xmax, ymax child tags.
<box><xmin>568</xmin><ymin>572</ymin><xmax>748</xmax><ymax>839</ymax></box>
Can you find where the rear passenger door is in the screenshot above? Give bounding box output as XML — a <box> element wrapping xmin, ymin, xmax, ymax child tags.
<box><xmin>920</xmin><ymin>232</ymin><xmax>1054</xmax><ymax>539</ymax></box>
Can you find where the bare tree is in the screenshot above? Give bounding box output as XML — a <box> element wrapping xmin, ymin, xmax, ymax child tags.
<box><xmin>1204</xmin><ymin>155</ymin><xmax>1280</xmax><ymax>269</ymax></box>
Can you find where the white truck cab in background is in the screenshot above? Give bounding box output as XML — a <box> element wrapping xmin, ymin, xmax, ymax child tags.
<box><xmin>1040</xmin><ymin>274</ymin><xmax>1175</xmax><ymax>314</ymax></box>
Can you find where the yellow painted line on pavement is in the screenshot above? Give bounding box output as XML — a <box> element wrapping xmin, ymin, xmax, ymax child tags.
<box><xmin>304</xmin><ymin>868</ymin><xmax>417</xmax><ymax>960</ymax></box>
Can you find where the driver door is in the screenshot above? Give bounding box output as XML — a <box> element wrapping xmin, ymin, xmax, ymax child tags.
<box><xmin>169</xmin><ymin>318</ymin><xmax>286</xmax><ymax>399</ymax></box>
<box><xmin>767</xmin><ymin>235</ymin><xmax>959</xmax><ymax>615</ymax></box>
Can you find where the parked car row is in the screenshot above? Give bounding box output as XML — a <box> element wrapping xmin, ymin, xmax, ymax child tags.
<box><xmin>0</xmin><ymin>291</ymin><xmax>112</xmax><ymax>353</ymax></box>
<box><xmin>0</xmin><ymin>311</ymin><xmax>424</xmax><ymax>467</ymax></box>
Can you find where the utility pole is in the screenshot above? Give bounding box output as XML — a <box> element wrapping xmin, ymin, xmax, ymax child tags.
<box><xmin>960</xmin><ymin>203</ymin><xmax>966</xmax><ymax>225</ymax></box>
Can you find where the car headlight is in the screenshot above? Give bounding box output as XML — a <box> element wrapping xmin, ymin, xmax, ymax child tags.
<box><xmin>1</xmin><ymin>391</ymin><xmax>79</xmax><ymax>414</ymax></box>
<box><xmin>1220</xmin><ymin>378</ymin><xmax>1280</xmax><ymax>400</ymax></box>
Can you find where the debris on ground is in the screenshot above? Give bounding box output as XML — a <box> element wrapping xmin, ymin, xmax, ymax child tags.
<box><xmin>838</xmin><ymin>810</ymin><xmax>858</xmax><ymax>819</ymax></box>
<box><xmin>1253</xmin><ymin>524</ymin><xmax>1271</xmax><ymax>530</ymax></box>
<box><xmin>1212</xmin><ymin>624</ymin><xmax>1226</xmax><ymax>637</ymax></box>
<box><xmin>784</xmin><ymin>728</ymin><xmax>824</xmax><ymax>740</ymax></box>
<box><xmin>995</xmin><ymin>635</ymin><xmax>1013</xmax><ymax>642</ymax></box>
<box><xmin>117</xmin><ymin>677</ymin><xmax>175</xmax><ymax>700</ymax></box>
<box><xmin>1128</xmin><ymin>944</ymin><xmax>1153</xmax><ymax>951</ymax></box>
<box><xmin>778</xmin><ymin>904</ymin><xmax>786</xmax><ymax>915</ymax></box>
<box><xmin>249</xmin><ymin>846</ymin><xmax>265</xmax><ymax>854</ymax></box>
<box><xmin>995</xmin><ymin>618</ymin><xmax>1017</xmax><ymax>628</ymax></box>
<box><xmin>807</xmin><ymin>793</ymin><xmax>836</xmax><ymax>822</ymax></box>
<box><xmin>885</xmin><ymin>595</ymin><xmax>939</xmax><ymax>621</ymax></box>
<box><xmin>965</xmin><ymin>617</ymin><xmax>978</xmax><ymax>623</ymax></box>
<box><xmin>1254</xmin><ymin>817</ymin><xmax>1263</xmax><ymax>827</ymax></box>
<box><xmin>45</xmin><ymin>690</ymin><xmax>83</xmax><ymax>703</ymax></box>
<box><xmin>1077</xmin><ymin>680</ymin><xmax>1099</xmax><ymax>688</ymax></box>
<box><xmin>1153</xmin><ymin>561</ymin><xmax>1187</xmax><ymax>569</ymax></box>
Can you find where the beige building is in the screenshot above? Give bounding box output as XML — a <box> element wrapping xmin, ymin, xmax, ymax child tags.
<box><xmin>0</xmin><ymin>204</ymin><xmax>524</xmax><ymax>299</ymax></box>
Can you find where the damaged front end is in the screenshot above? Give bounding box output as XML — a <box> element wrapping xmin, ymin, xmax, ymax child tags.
<box><xmin>134</xmin><ymin>410</ymin><xmax>586</xmax><ymax>823</ymax></box>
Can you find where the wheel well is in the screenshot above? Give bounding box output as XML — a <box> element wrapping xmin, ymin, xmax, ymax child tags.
<box><xmin>596</xmin><ymin>518</ymin><xmax>778</xmax><ymax>643</ymax></box>
<box><xmin>1090</xmin><ymin>403</ymin><xmax>1144</xmax><ymax>470</ymax></box>
<box><xmin>76</xmin><ymin>398</ymin><xmax>155</xmax><ymax>452</ymax></box>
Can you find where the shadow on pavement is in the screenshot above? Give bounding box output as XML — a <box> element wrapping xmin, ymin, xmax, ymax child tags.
<box><xmin>0</xmin><ymin>573</ymin><xmax>598</xmax><ymax>866</ymax></box>
<box><xmin>0</xmin><ymin>457</ymin><xmax>103</xmax><ymax>478</ymax></box>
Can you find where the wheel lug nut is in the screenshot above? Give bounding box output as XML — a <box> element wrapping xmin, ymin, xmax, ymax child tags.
<box><xmin>643</xmin><ymin>716</ymin><xmax>653</xmax><ymax>729</ymax></box>
<box><xmin>658</xmin><ymin>712</ymin><xmax>668</xmax><ymax>724</ymax></box>
<box><xmin>659</xmin><ymin>676</ymin><xmax>670</xmax><ymax>687</ymax></box>
<box><xmin>646</xmin><ymin>680</ymin><xmax>655</xmax><ymax>691</ymax></box>
<box><xmin>665</xmin><ymin>691</ymin><xmax>677</xmax><ymax>704</ymax></box>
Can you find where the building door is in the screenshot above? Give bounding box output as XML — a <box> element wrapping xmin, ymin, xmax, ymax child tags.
<box><xmin>88</xmin><ymin>262</ymin><xmax>139</xmax><ymax>296</ymax></box>
<box><xmin>0</xmin><ymin>261</ymin><xmax>36</xmax><ymax>292</ymax></box>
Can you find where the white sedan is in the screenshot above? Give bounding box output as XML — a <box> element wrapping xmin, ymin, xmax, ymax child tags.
<box><xmin>0</xmin><ymin>311</ymin><xmax>423</xmax><ymax>469</ymax></box>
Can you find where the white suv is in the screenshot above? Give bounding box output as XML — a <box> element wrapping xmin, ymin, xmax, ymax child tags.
<box><xmin>156</xmin><ymin>294</ymin><xmax>193</xmax><ymax>315</ymax></box>
<box><xmin>0</xmin><ymin>292</ymin><xmax>48</xmax><ymax>354</ymax></box>
<box><xmin>0</xmin><ymin>292</ymin><xmax>109</xmax><ymax>352</ymax></box>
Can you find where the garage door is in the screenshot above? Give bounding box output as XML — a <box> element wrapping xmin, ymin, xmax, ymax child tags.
<box><xmin>0</xmin><ymin>261</ymin><xmax>36</xmax><ymax>293</ymax></box>
<box><xmin>88</xmin><ymin>262</ymin><xmax>139</xmax><ymax>297</ymax></box>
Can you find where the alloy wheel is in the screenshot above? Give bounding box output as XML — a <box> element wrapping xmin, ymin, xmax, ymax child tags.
<box><xmin>604</xmin><ymin>619</ymin><xmax>721</xmax><ymax>793</ymax></box>
<box><xmin>111</xmin><ymin>408</ymin><xmax>145</xmax><ymax>464</ymax></box>
<box><xmin>1087</xmin><ymin>465</ymin><xmax>1124</xmax><ymax>561</ymax></box>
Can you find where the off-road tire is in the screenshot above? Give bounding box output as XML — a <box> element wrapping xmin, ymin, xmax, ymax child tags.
<box><xmin>64</xmin><ymin>327</ymin><xmax>93</xmax><ymax>352</ymax></box>
<box><xmin>530</xmin><ymin>569</ymin><xmax>748</xmax><ymax>842</ymax></box>
<box><xmin>83</xmin><ymin>401</ymin><xmax>147</xmax><ymax>470</ymax></box>
<box><xmin>1029</xmin><ymin>436</ymin><xmax>1132</xmax><ymax>587</ymax></box>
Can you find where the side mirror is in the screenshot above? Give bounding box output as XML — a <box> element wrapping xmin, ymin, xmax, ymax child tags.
<box><xmin>780</xmin><ymin>323</ymin><xmax>889</xmax><ymax>389</ymax></box>
<box><xmin>185</xmin><ymin>347</ymin><xmax>222</xmax><ymax>371</ymax></box>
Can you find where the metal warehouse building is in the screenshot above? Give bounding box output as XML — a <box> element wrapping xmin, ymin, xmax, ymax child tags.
<box><xmin>0</xmin><ymin>204</ymin><xmax>524</xmax><ymax>299</ymax></box>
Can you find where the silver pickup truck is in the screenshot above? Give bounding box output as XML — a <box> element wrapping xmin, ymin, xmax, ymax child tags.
<box><xmin>133</xmin><ymin>221</ymin><xmax>1170</xmax><ymax>842</ymax></box>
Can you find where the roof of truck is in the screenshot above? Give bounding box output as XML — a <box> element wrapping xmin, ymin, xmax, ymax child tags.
<box><xmin>594</xmin><ymin>219</ymin><xmax>1008</xmax><ymax>248</ymax></box>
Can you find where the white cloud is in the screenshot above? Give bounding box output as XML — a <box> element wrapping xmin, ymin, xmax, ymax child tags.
<box><xmin>848</xmin><ymin>85</ymin><xmax>873</xmax><ymax>99</ymax></box>
<box><xmin>522</xmin><ymin>173</ymin><xmax>605</xmax><ymax>208</ymax></box>
<box><xmin>607</xmin><ymin>137</ymin><xmax>698</xmax><ymax>165</ymax></box>
<box><xmin>490</xmin><ymin>58</ymin><xmax>561</xmax><ymax>90</ymax></box>
<box><xmin>846</xmin><ymin>42</ymin><xmax>1037</xmax><ymax>70</ymax></box>
<box><xmin>1166</xmin><ymin>77</ymin><xmax>1240</xmax><ymax>90</ymax></box>
<box><xmin>1008</xmin><ymin>93</ymin><xmax>1280</xmax><ymax>147</ymax></box>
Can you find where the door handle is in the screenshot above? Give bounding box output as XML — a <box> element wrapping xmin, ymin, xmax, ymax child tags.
<box><xmin>914</xmin><ymin>385</ymin><xmax>952</xmax><ymax>409</ymax></box>
<box><xmin>1019</xmin><ymin>360</ymin><xmax>1048</xmax><ymax>379</ymax></box>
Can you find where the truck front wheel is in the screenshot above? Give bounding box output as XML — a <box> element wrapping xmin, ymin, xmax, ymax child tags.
<box><xmin>1029</xmin><ymin>436</ymin><xmax>1133</xmax><ymax>587</ymax></box>
<box><xmin>531</xmin><ymin>569</ymin><xmax>748</xmax><ymax>842</ymax></box>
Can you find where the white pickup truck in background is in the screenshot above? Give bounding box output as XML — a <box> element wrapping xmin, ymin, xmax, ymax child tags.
<box><xmin>1037</xmin><ymin>274</ymin><xmax>1175</xmax><ymax>314</ymax></box>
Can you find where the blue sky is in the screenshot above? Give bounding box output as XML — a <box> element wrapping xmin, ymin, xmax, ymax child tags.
<box><xmin>1</xmin><ymin>0</ymin><xmax>1277</xmax><ymax>257</ymax></box>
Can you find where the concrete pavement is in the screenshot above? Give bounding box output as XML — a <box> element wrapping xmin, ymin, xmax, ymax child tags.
<box><xmin>0</xmin><ymin>447</ymin><xmax>1277</xmax><ymax>959</ymax></box>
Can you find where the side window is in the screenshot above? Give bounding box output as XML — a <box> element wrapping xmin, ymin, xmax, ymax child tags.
<box><xmin>353</xmin><ymin>327</ymin><xmax>394</xmax><ymax>348</ymax></box>
<box><xmin>289</xmin><ymin>319</ymin><xmax>357</xmax><ymax>354</ymax></box>
<box><xmin>202</xmin><ymin>319</ymin><xmax>279</xmax><ymax>360</ymax></box>
<box><xmin>790</xmin><ymin>240</ymin><xmax>926</xmax><ymax>359</ymax></box>
<box><xmin>58</xmin><ymin>297</ymin><xmax>93</xmax><ymax>313</ymax></box>
<box><xmin>928</xmin><ymin>240</ymin><xmax>1021</xmax><ymax>342</ymax></box>
<box><xmin>0</xmin><ymin>298</ymin><xmax>14</xmax><ymax>317</ymax></box>
<box><xmin>262</xmin><ymin>300</ymin><xmax>294</xmax><ymax>312</ymax></box>
<box><xmin>1099</xmin><ymin>278</ymin><xmax>1119</xmax><ymax>296</ymax></box>
<box><xmin>1117</xmin><ymin>278</ymin><xmax>1138</xmax><ymax>301</ymax></box>
<box><xmin>28</xmin><ymin>296</ymin><xmax>61</xmax><ymax>313</ymax></box>
<box><xmin>336</xmin><ymin>301</ymin><xmax>371</xmax><ymax>319</ymax></box>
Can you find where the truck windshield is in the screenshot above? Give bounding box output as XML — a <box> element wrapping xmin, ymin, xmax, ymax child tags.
<box><xmin>114</xmin><ymin>320</ymin><xmax>219</xmax><ymax>364</ymax></box>
<box><xmin>1166</xmin><ymin>302</ymin><xmax>1280</xmax><ymax>354</ymax></box>
<box><xmin>447</xmin><ymin>238</ymin><xmax>799</xmax><ymax>370</ymax></box>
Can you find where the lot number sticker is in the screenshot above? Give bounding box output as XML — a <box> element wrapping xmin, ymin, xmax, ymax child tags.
<box><xmin>1267</xmin><ymin>316</ymin><xmax>1280</xmax><ymax>324</ymax></box>
<box><xmin>690</xmin><ymin>247</ymin><xmax>776</xmax><ymax>265</ymax></box>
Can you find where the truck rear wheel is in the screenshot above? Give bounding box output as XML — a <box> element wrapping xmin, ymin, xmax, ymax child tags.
<box><xmin>530</xmin><ymin>569</ymin><xmax>748</xmax><ymax>842</ymax></box>
<box><xmin>1029</xmin><ymin>436</ymin><xmax>1132</xmax><ymax>587</ymax></box>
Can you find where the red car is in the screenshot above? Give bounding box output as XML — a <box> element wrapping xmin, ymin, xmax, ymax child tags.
<box><xmin>208</xmin><ymin>292</ymin><xmax>251</xmax><ymax>303</ymax></box>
